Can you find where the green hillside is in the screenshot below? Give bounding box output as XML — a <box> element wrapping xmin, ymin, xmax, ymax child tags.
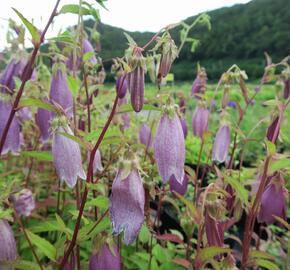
<box><xmin>87</xmin><ymin>0</ymin><xmax>290</xmax><ymax>81</ymax></box>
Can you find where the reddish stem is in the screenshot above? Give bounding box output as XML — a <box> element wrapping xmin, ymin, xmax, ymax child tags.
<box><xmin>58</xmin><ymin>95</ymin><xmax>119</xmax><ymax>269</ymax></box>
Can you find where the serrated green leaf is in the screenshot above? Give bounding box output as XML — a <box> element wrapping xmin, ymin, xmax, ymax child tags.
<box><xmin>26</xmin><ymin>230</ymin><xmax>56</xmax><ymax>261</ymax></box>
<box><xmin>250</xmin><ymin>250</ymin><xmax>275</xmax><ymax>260</ymax></box>
<box><xmin>269</xmin><ymin>158</ymin><xmax>290</xmax><ymax>174</ymax></box>
<box><xmin>60</xmin><ymin>4</ymin><xmax>90</xmax><ymax>15</ymax></box>
<box><xmin>12</xmin><ymin>8</ymin><xmax>40</xmax><ymax>44</ymax></box>
<box><xmin>21</xmin><ymin>151</ymin><xmax>53</xmax><ymax>161</ymax></box>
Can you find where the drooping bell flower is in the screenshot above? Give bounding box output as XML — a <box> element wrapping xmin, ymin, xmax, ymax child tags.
<box><xmin>88</xmin><ymin>149</ymin><xmax>103</xmax><ymax>174</ymax></box>
<box><xmin>154</xmin><ymin>111</ymin><xmax>185</xmax><ymax>184</ymax></box>
<box><xmin>51</xmin><ymin>118</ymin><xmax>86</xmax><ymax>188</ymax></box>
<box><xmin>12</xmin><ymin>189</ymin><xmax>35</xmax><ymax>217</ymax></box>
<box><xmin>205</xmin><ymin>212</ymin><xmax>224</xmax><ymax>247</ymax></box>
<box><xmin>89</xmin><ymin>243</ymin><xmax>121</xmax><ymax>270</ymax></box>
<box><xmin>0</xmin><ymin>59</ymin><xmax>17</xmax><ymax>94</ymax></box>
<box><xmin>192</xmin><ymin>106</ymin><xmax>209</xmax><ymax>139</ymax></box>
<box><xmin>116</xmin><ymin>75</ymin><xmax>128</xmax><ymax>99</ymax></box>
<box><xmin>128</xmin><ymin>47</ymin><xmax>146</xmax><ymax>112</ymax></box>
<box><xmin>36</xmin><ymin>103</ymin><xmax>52</xmax><ymax>143</ymax></box>
<box><xmin>257</xmin><ymin>174</ymin><xmax>286</xmax><ymax>224</ymax></box>
<box><xmin>109</xmin><ymin>156</ymin><xmax>145</xmax><ymax>244</ymax></box>
<box><xmin>179</xmin><ymin>117</ymin><xmax>188</xmax><ymax>139</ymax></box>
<box><xmin>169</xmin><ymin>173</ymin><xmax>188</xmax><ymax>196</ymax></box>
<box><xmin>212</xmin><ymin>125</ymin><xmax>231</xmax><ymax>163</ymax></box>
<box><xmin>0</xmin><ymin>97</ymin><xmax>21</xmax><ymax>155</ymax></box>
<box><xmin>0</xmin><ymin>219</ymin><xmax>17</xmax><ymax>266</ymax></box>
<box><xmin>191</xmin><ymin>68</ymin><xmax>207</xmax><ymax>97</ymax></box>
<box><xmin>49</xmin><ymin>67</ymin><xmax>73</xmax><ymax>118</ymax></box>
<box><xmin>266</xmin><ymin>115</ymin><xmax>281</xmax><ymax>144</ymax></box>
<box><xmin>157</xmin><ymin>33</ymin><xmax>178</xmax><ymax>80</ymax></box>
<box><xmin>13</xmin><ymin>58</ymin><xmax>37</xmax><ymax>82</ymax></box>
<box><xmin>283</xmin><ymin>78</ymin><xmax>290</xmax><ymax>99</ymax></box>
<box><xmin>82</xmin><ymin>38</ymin><xmax>97</xmax><ymax>63</ymax></box>
<box><xmin>139</xmin><ymin>123</ymin><xmax>153</xmax><ymax>148</ymax></box>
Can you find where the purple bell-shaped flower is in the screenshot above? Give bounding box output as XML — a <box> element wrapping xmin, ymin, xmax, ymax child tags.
<box><xmin>139</xmin><ymin>123</ymin><xmax>153</xmax><ymax>148</ymax></box>
<box><xmin>169</xmin><ymin>173</ymin><xmax>188</xmax><ymax>196</ymax></box>
<box><xmin>49</xmin><ymin>67</ymin><xmax>73</xmax><ymax>118</ymax></box>
<box><xmin>116</xmin><ymin>75</ymin><xmax>128</xmax><ymax>99</ymax></box>
<box><xmin>12</xmin><ymin>189</ymin><xmax>35</xmax><ymax>217</ymax></box>
<box><xmin>192</xmin><ymin>106</ymin><xmax>209</xmax><ymax>138</ymax></box>
<box><xmin>36</xmin><ymin>101</ymin><xmax>52</xmax><ymax>143</ymax></box>
<box><xmin>0</xmin><ymin>219</ymin><xmax>17</xmax><ymax>267</ymax></box>
<box><xmin>0</xmin><ymin>97</ymin><xmax>21</xmax><ymax>155</ymax></box>
<box><xmin>110</xmin><ymin>164</ymin><xmax>145</xmax><ymax>245</ymax></box>
<box><xmin>212</xmin><ymin>125</ymin><xmax>230</xmax><ymax>163</ymax></box>
<box><xmin>52</xmin><ymin>120</ymin><xmax>86</xmax><ymax>188</ymax></box>
<box><xmin>128</xmin><ymin>48</ymin><xmax>145</xmax><ymax>112</ymax></box>
<box><xmin>154</xmin><ymin>111</ymin><xmax>185</xmax><ymax>184</ymax></box>
<box><xmin>257</xmin><ymin>174</ymin><xmax>287</xmax><ymax>225</ymax></box>
<box><xmin>179</xmin><ymin>117</ymin><xmax>188</xmax><ymax>139</ymax></box>
<box><xmin>89</xmin><ymin>243</ymin><xmax>121</xmax><ymax>270</ymax></box>
<box><xmin>88</xmin><ymin>149</ymin><xmax>103</xmax><ymax>174</ymax></box>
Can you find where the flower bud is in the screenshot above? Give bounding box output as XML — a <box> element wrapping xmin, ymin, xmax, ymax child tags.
<box><xmin>283</xmin><ymin>78</ymin><xmax>290</xmax><ymax>99</ymax></box>
<box><xmin>154</xmin><ymin>112</ymin><xmax>185</xmax><ymax>184</ymax></box>
<box><xmin>128</xmin><ymin>48</ymin><xmax>145</xmax><ymax>112</ymax></box>
<box><xmin>109</xmin><ymin>168</ymin><xmax>145</xmax><ymax>245</ymax></box>
<box><xmin>36</xmin><ymin>99</ymin><xmax>52</xmax><ymax>143</ymax></box>
<box><xmin>212</xmin><ymin>125</ymin><xmax>230</xmax><ymax>163</ymax></box>
<box><xmin>89</xmin><ymin>243</ymin><xmax>121</xmax><ymax>270</ymax></box>
<box><xmin>192</xmin><ymin>106</ymin><xmax>209</xmax><ymax>138</ymax></box>
<box><xmin>0</xmin><ymin>97</ymin><xmax>21</xmax><ymax>155</ymax></box>
<box><xmin>52</xmin><ymin>121</ymin><xmax>86</xmax><ymax>188</ymax></box>
<box><xmin>49</xmin><ymin>67</ymin><xmax>73</xmax><ymax>118</ymax></box>
<box><xmin>179</xmin><ymin>117</ymin><xmax>188</xmax><ymax>139</ymax></box>
<box><xmin>257</xmin><ymin>174</ymin><xmax>286</xmax><ymax>224</ymax></box>
<box><xmin>0</xmin><ymin>59</ymin><xmax>17</xmax><ymax>94</ymax></box>
<box><xmin>266</xmin><ymin>116</ymin><xmax>280</xmax><ymax>144</ymax></box>
<box><xmin>12</xmin><ymin>189</ymin><xmax>35</xmax><ymax>217</ymax></box>
<box><xmin>139</xmin><ymin>124</ymin><xmax>153</xmax><ymax>148</ymax></box>
<box><xmin>169</xmin><ymin>173</ymin><xmax>188</xmax><ymax>196</ymax></box>
<box><xmin>116</xmin><ymin>75</ymin><xmax>128</xmax><ymax>99</ymax></box>
<box><xmin>88</xmin><ymin>149</ymin><xmax>103</xmax><ymax>174</ymax></box>
<box><xmin>191</xmin><ymin>68</ymin><xmax>207</xmax><ymax>97</ymax></box>
<box><xmin>0</xmin><ymin>219</ymin><xmax>17</xmax><ymax>265</ymax></box>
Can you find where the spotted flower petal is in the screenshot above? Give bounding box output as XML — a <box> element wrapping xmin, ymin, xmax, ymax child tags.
<box><xmin>154</xmin><ymin>112</ymin><xmax>185</xmax><ymax>184</ymax></box>
<box><xmin>109</xmin><ymin>169</ymin><xmax>145</xmax><ymax>245</ymax></box>
<box><xmin>52</xmin><ymin>125</ymin><xmax>86</xmax><ymax>188</ymax></box>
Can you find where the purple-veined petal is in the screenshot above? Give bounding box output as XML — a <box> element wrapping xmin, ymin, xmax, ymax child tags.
<box><xmin>52</xmin><ymin>125</ymin><xmax>86</xmax><ymax>188</ymax></box>
<box><xmin>192</xmin><ymin>107</ymin><xmax>209</xmax><ymax>138</ymax></box>
<box><xmin>154</xmin><ymin>112</ymin><xmax>185</xmax><ymax>184</ymax></box>
<box><xmin>109</xmin><ymin>169</ymin><xmax>145</xmax><ymax>245</ymax></box>
<box><xmin>212</xmin><ymin>125</ymin><xmax>230</xmax><ymax>163</ymax></box>
<box><xmin>139</xmin><ymin>123</ymin><xmax>153</xmax><ymax>148</ymax></box>
<box><xmin>12</xmin><ymin>189</ymin><xmax>35</xmax><ymax>217</ymax></box>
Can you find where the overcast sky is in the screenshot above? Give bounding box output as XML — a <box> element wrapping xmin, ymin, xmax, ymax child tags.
<box><xmin>0</xmin><ymin>0</ymin><xmax>251</xmax><ymax>49</ymax></box>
